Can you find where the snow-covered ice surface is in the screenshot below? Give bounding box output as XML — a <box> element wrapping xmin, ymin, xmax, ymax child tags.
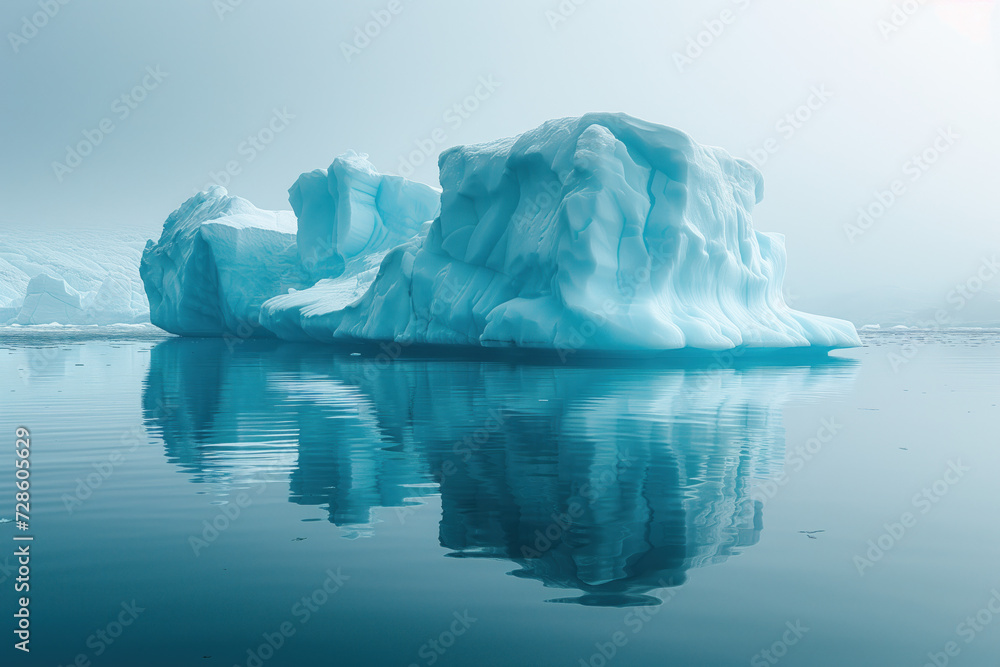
<box><xmin>145</xmin><ymin>114</ymin><xmax>860</xmax><ymax>354</ymax></box>
<box><xmin>0</xmin><ymin>231</ymin><xmax>150</xmax><ymax>325</ymax></box>
<box><xmin>259</xmin><ymin>237</ymin><xmax>422</xmax><ymax>342</ymax></box>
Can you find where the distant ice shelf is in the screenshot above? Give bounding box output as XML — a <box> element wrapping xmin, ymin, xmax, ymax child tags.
<box><xmin>133</xmin><ymin>114</ymin><xmax>860</xmax><ymax>353</ymax></box>
<box><xmin>0</xmin><ymin>232</ymin><xmax>150</xmax><ymax>326</ymax></box>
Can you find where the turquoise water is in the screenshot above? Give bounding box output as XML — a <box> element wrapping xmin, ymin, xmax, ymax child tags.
<box><xmin>1</xmin><ymin>331</ymin><xmax>999</xmax><ymax>666</ymax></box>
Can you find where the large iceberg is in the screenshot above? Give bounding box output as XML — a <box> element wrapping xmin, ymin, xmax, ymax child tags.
<box><xmin>143</xmin><ymin>114</ymin><xmax>860</xmax><ymax>353</ymax></box>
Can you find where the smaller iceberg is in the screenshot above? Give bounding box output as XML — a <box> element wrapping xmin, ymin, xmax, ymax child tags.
<box><xmin>0</xmin><ymin>232</ymin><xmax>150</xmax><ymax>326</ymax></box>
<box><xmin>15</xmin><ymin>274</ymin><xmax>86</xmax><ymax>325</ymax></box>
<box><xmin>12</xmin><ymin>272</ymin><xmax>149</xmax><ymax>326</ymax></box>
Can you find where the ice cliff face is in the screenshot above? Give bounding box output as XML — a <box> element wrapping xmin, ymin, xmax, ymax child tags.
<box><xmin>142</xmin><ymin>114</ymin><xmax>860</xmax><ymax>353</ymax></box>
<box><xmin>140</xmin><ymin>188</ymin><xmax>304</xmax><ymax>337</ymax></box>
<box><xmin>258</xmin><ymin>152</ymin><xmax>442</xmax><ymax>341</ymax></box>
<box><xmin>0</xmin><ymin>232</ymin><xmax>149</xmax><ymax>325</ymax></box>
<box><xmin>290</xmin><ymin>150</ymin><xmax>441</xmax><ymax>281</ymax></box>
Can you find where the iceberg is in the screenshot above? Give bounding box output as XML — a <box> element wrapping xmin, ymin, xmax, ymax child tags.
<box><xmin>260</xmin><ymin>151</ymin><xmax>441</xmax><ymax>341</ymax></box>
<box><xmin>143</xmin><ymin>114</ymin><xmax>860</xmax><ymax>353</ymax></box>
<box><xmin>290</xmin><ymin>150</ymin><xmax>441</xmax><ymax>281</ymax></box>
<box><xmin>140</xmin><ymin>188</ymin><xmax>306</xmax><ymax>337</ymax></box>
<box><xmin>15</xmin><ymin>274</ymin><xmax>86</xmax><ymax>325</ymax></box>
<box><xmin>0</xmin><ymin>231</ymin><xmax>150</xmax><ymax>325</ymax></box>
<box><xmin>142</xmin><ymin>154</ymin><xmax>441</xmax><ymax>339</ymax></box>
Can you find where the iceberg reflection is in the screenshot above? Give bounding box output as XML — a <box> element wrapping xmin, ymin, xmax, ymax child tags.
<box><xmin>143</xmin><ymin>339</ymin><xmax>855</xmax><ymax>605</ymax></box>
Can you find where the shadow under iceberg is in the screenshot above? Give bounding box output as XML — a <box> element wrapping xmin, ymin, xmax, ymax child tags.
<box><xmin>142</xmin><ymin>338</ymin><xmax>857</xmax><ymax>606</ymax></box>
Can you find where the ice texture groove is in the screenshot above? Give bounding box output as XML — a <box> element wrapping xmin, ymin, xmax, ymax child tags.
<box><xmin>290</xmin><ymin>150</ymin><xmax>441</xmax><ymax>281</ymax></box>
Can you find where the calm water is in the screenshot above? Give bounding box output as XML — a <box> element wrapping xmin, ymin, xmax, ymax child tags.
<box><xmin>1</xmin><ymin>330</ymin><xmax>999</xmax><ymax>666</ymax></box>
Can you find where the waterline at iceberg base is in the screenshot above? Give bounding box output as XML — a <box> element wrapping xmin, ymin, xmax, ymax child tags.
<box><xmin>141</xmin><ymin>114</ymin><xmax>860</xmax><ymax>355</ymax></box>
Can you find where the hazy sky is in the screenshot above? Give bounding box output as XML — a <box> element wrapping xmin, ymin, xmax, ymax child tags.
<box><xmin>1</xmin><ymin>0</ymin><xmax>998</xmax><ymax>320</ymax></box>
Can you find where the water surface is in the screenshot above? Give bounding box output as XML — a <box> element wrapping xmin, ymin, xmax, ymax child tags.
<box><xmin>1</xmin><ymin>331</ymin><xmax>998</xmax><ymax>666</ymax></box>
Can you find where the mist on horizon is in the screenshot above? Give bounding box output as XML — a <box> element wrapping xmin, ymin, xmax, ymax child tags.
<box><xmin>1</xmin><ymin>0</ymin><xmax>998</xmax><ymax>326</ymax></box>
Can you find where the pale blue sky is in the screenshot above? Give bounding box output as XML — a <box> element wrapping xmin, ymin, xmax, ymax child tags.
<box><xmin>1</xmin><ymin>0</ymin><xmax>998</xmax><ymax>319</ymax></box>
